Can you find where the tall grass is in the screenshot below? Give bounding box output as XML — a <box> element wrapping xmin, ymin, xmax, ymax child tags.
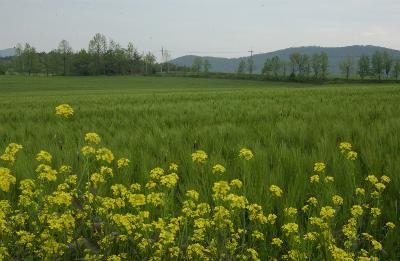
<box><xmin>0</xmin><ymin>76</ymin><xmax>399</xmax><ymax>259</ymax></box>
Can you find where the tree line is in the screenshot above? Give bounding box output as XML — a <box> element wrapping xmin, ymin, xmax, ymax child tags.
<box><xmin>0</xmin><ymin>33</ymin><xmax>186</xmax><ymax>76</ymax></box>
<box><xmin>222</xmin><ymin>51</ymin><xmax>399</xmax><ymax>81</ymax></box>
<box><xmin>1</xmin><ymin>36</ymin><xmax>400</xmax><ymax>81</ymax></box>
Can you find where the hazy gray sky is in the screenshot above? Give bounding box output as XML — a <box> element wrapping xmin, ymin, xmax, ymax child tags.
<box><xmin>1</xmin><ymin>0</ymin><xmax>399</xmax><ymax>60</ymax></box>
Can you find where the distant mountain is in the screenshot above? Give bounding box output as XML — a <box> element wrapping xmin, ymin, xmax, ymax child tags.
<box><xmin>171</xmin><ymin>45</ymin><xmax>400</xmax><ymax>74</ymax></box>
<box><xmin>0</xmin><ymin>48</ymin><xmax>16</xmax><ymax>58</ymax></box>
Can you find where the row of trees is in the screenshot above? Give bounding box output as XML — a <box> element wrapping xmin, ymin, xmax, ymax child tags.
<box><xmin>2</xmin><ymin>33</ymin><xmax>186</xmax><ymax>76</ymax></box>
<box><xmin>191</xmin><ymin>57</ymin><xmax>211</xmax><ymax>73</ymax></box>
<box><xmin>352</xmin><ymin>51</ymin><xmax>400</xmax><ymax>80</ymax></box>
<box><xmin>260</xmin><ymin>52</ymin><xmax>329</xmax><ymax>80</ymax></box>
<box><xmin>254</xmin><ymin>51</ymin><xmax>400</xmax><ymax>80</ymax></box>
<box><xmin>2</xmin><ymin>37</ymin><xmax>400</xmax><ymax>80</ymax></box>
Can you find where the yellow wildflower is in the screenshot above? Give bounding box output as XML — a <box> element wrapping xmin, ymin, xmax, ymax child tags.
<box><xmin>117</xmin><ymin>158</ymin><xmax>130</xmax><ymax>168</ymax></box>
<box><xmin>370</xmin><ymin>208</ymin><xmax>381</xmax><ymax>218</ymax></box>
<box><xmin>320</xmin><ymin>206</ymin><xmax>336</xmax><ymax>219</ymax></box>
<box><xmin>374</xmin><ymin>182</ymin><xmax>386</xmax><ymax>192</ymax></box>
<box><xmin>160</xmin><ymin>173</ymin><xmax>179</xmax><ymax>188</ymax></box>
<box><xmin>365</xmin><ymin>175</ymin><xmax>378</xmax><ymax>184</ymax></box>
<box><xmin>282</xmin><ymin>223</ymin><xmax>299</xmax><ymax>235</ymax></box>
<box><xmin>81</xmin><ymin>145</ymin><xmax>96</xmax><ymax>156</ymax></box>
<box><xmin>36</xmin><ymin>164</ymin><xmax>58</xmax><ymax>182</ymax></box>
<box><xmin>267</xmin><ymin>214</ymin><xmax>277</xmax><ymax>224</ymax></box>
<box><xmin>191</xmin><ymin>150</ymin><xmax>208</xmax><ymax>163</ymax></box>
<box><xmin>239</xmin><ymin>148</ymin><xmax>254</xmax><ymax>160</ymax></box>
<box><xmin>346</xmin><ymin>151</ymin><xmax>357</xmax><ymax>160</ymax></box>
<box><xmin>310</xmin><ymin>175</ymin><xmax>320</xmax><ymax>183</ymax></box>
<box><xmin>351</xmin><ymin>205</ymin><xmax>364</xmax><ymax>217</ymax></box>
<box><xmin>90</xmin><ymin>173</ymin><xmax>105</xmax><ymax>186</ymax></box>
<box><xmin>36</xmin><ymin>150</ymin><xmax>52</xmax><ymax>163</ymax></box>
<box><xmin>380</xmin><ymin>175</ymin><xmax>390</xmax><ymax>183</ymax></box>
<box><xmin>307</xmin><ymin>197</ymin><xmax>318</xmax><ymax>206</ymax></box>
<box><xmin>0</xmin><ymin>167</ymin><xmax>16</xmax><ymax>192</ymax></box>
<box><xmin>186</xmin><ymin>190</ymin><xmax>199</xmax><ymax>201</ymax></box>
<box><xmin>284</xmin><ymin>207</ymin><xmax>297</xmax><ymax>217</ymax></box>
<box><xmin>271</xmin><ymin>237</ymin><xmax>283</xmax><ymax>247</ymax></box>
<box><xmin>55</xmin><ymin>104</ymin><xmax>74</xmax><ymax>118</ymax></box>
<box><xmin>385</xmin><ymin>222</ymin><xmax>395</xmax><ymax>230</ymax></box>
<box><xmin>212</xmin><ymin>164</ymin><xmax>226</xmax><ymax>174</ymax></box>
<box><xmin>251</xmin><ymin>230</ymin><xmax>264</xmax><ymax>240</ymax></box>
<box><xmin>169</xmin><ymin>163</ymin><xmax>178</xmax><ymax>171</ymax></box>
<box><xmin>246</xmin><ymin>248</ymin><xmax>260</xmax><ymax>261</ymax></box>
<box><xmin>313</xmin><ymin>162</ymin><xmax>326</xmax><ymax>172</ymax></box>
<box><xmin>96</xmin><ymin>148</ymin><xmax>115</xmax><ymax>163</ymax></box>
<box><xmin>304</xmin><ymin>232</ymin><xmax>319</xmax><ymax>241</ymax></box>
<box><xmin>230</xmin><ymin>179</ymin><xmax>243</xmax><ymax>188</ymax></box>
<box><xmin>84</xmin><ymin>132</ymin><xmax>101</xmax><ymax>144</ymax></box>
<box><xmin>371</xmin><ymin>240</ymin><xmax>382</xmax><ymax>251</ymax></box>
<box><xmin>1</xmin><ymin>143</ymin><xmax>23</xmax><ymax>164</ymax></box>
<box><xmin>339</xmin><ymin>142</ymin><xmax>352</xmax><ymax>153</ymax></box>
<box><xmin>269</xmin><ymin>185</ymin><xmax>283</xmax><ymax>197</ymax></box>
<box><xmin>100</xmin><ymin>166</ymin><xmax>113</xmax><ymax>177</ymax></box>
<box><xmin>332</xmin><ymin>195</ymin><xmax>344</xmax><ymax>206</ymax></box>
<box><xmin>324</xmin><ymin>176</ymin><xmax>334</xmax><ymax>183</ymax></box>
<box><xmin>355</xmin><ymin>187</ymin><xmax>365</xmax><ymax>196</ymax></box>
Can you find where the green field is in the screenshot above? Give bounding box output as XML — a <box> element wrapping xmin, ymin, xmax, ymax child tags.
<box><xmin>0</xmin><ymin>75</ymin><xmax>399</xmax><ymax>259</ymax></box>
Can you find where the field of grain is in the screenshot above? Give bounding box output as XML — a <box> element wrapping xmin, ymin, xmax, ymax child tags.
<box><xmin>0</xmin><ymin>76</ymin><xmax>399</xmax><ymax>260</ymax></box>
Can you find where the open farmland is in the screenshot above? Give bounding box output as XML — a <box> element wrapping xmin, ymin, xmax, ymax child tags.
<box><xmin>0</xmin><ymin>76</ymin><xmax>399</xmax><ymax>260</ymax></box>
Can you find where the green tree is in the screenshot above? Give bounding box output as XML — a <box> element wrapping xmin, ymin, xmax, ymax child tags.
<box><xmin>237</xmin><ymin>59</ymin><xmax>246</xmax><ymax>74</ymax></box>
<box><xmin>371</xmin><ymin>51</ymin><xmax>384</xmax><ymax>80</ymax></box>
<box><xmin>58</xmin><ymin>40</ymin><xmax>72</xmax><ymax>76</ymax></box>
<box><xmin>23</xmin><ymin>43</ymin><xmax>38</xmax><ymax>75</ymax></box>
<box><xmin>299</xmin><ymin>54</ymin><xmax>310</xmax><ymax>78</ymax></box>
<box><xmin>311</xmin><ymin>53</ymin><xmax>321</xmax><ymax>78</ymax></box>
<box><xmin>358</xmin><ymin>55</ymin><xmax>370</xmax><ymax>79</ymax></box>
<box><xmin>0</xmin><ymin>60</ymin><xmax>6</xmax><ymax>75</ymax></box>
<box><xmin>320</xmin><ymin>52</ymin><xmax>329</xmax><ymax>79</ymax></box>
<box><xmin>382</xmin><ymin>51</ymin><xmax>393</xmax><ymax>78</ymax></box>
<box><xmin>88</xmin><ymin>33</ymin><xmax>107</xmax><ymax>75</ymax></box>
<box><xmin>72</xmin><ymin>49</ymin><xmax>91</xmax><ymax>75</ymax></box>
<box><xmin>262</xmin><ymin>58</ymin><xmax>272</xmax><ymax>76</ymax></box>
<box><xmin>14</xmin><ymin>43</ymin><xmax>24</xmax><ymax>73</ymax></box>
<box><xmin>339</xmin><ymin>56</ymin><xmax>354</xmax><ymax>80</ymax></box>
<box><xmin>144</xmin><ymin>52</ymin><xmax>156</xmax><ymax>74</ymax></box>
<box><xmin>393</xmin><ymin>60</ymin><xmax>400</xmax><ymax>80</ymax></box>
<box><xmin>192</xmin><ymin>57</ymin><xmax>203</xmax><ymax>73</ymax></box>
<box><xmin>271</xmin><ymin>56</ymin><xmax>281</xmax><ymax>77</ymax></box>
<box><xmin>203</xmin><ymin>59</ymin><xmax>211</xmax><ymax>73</ymax></box>
<box><xmin>289</xmin><ymin>52</ymin><xmax>301</xmax><ymax>75</ymax></box>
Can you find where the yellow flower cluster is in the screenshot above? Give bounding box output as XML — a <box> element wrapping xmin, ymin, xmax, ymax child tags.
<box><xmin>36</xmin><ymin>150</ymin><xmax>52</xmax><ymax>163</ymax></box>
<box><xmin>313</xmin><ymin>162</ymin><xmax>326</xmax><ymax>172</ymax></box>
<box><xmin>84</xmin><ymin>132</ymin><xmax>101</xmax><ymax>144</ymax></box>
<box><xmin>239</xmin><ymin>148</ymin><xmax>254</xmax><ymax>160</ymax></box>
<box><xmin>0</xmin><ymin>143</ymin><xmax>23</xmax><ymax>165</ymax></box>
<box><xmin>0</xmin><ymin>110</ymin><xmax>397</xmax><ymax>260</ymax></box>
<box><xmin>269</xmin><ymin>184</ymin><xmax>283</xmax><ymax>197</ymax></box>
<box><xmin>212</xmin><ymin>164</ymin><xmax>226</xmax><ymax>174</ymax></box>
<box><xmin>55</xmin><ymin>104</ymin><xmax>74</xmax><ymax>118</ymax></box>
<box><xmin>339</xmin><ymin>142</ymin><xmax>352</xmax><ymax>153</ymax></box>
<box><xmin>117</xmin><ymin>158</ymin><xmax>130</xmax><ymax>168</ymax></box>
<box><xmin>191</xmin><ymin>150</ymin><xmax>208</xmax><ymax>163</ymax></box>
<box><xmin>0</xmin><ymin>167</ymin><xmax>16</xmax><ymax>192</ymax></box>
<box><xmin>339</xmin><ymin>141</ymin><xmax>358</xmax><ymax>160</ymax></box>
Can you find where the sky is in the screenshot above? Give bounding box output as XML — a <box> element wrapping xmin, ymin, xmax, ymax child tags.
<box><xmin>1</xmin><ymin>0</ymin><xmax>399</xmax><ymax>60</ymax></box>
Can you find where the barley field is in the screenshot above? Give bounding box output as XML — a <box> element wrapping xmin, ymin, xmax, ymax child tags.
<box><xmin>0</xmin><ymin>76</ymin><xmax>399</xmax><ymax>260</ymax></box>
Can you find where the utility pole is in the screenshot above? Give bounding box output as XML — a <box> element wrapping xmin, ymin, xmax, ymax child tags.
<box><xmin>160</xmin><ymin>47</ymin><xmax>164</xmax><ymax>73</ymax></box>
<box><xmin>248</xmin><ymin>49</ymin><xmax>254</xmax><ymax>74</ymax></box>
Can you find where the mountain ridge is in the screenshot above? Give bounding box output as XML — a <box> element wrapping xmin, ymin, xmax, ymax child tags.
<box><xmin>0</xmin><ymin>48</ymin><xmax>16</xmax><ymax>58</ymax></box>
